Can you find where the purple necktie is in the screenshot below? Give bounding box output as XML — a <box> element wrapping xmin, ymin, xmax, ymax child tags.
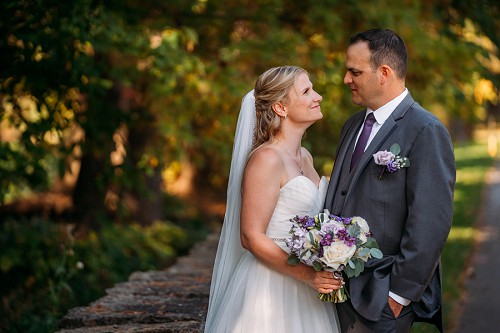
<box><xmin>350</xmin><ymin>113</ymin><xmax>376</xmax><ymax>170</ymax></box>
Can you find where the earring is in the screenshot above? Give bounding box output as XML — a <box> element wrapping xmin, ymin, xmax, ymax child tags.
<box><xmin>284</xmin><ymin>114</ymin><xmax>287</xmax><ymax>119</ymax></box>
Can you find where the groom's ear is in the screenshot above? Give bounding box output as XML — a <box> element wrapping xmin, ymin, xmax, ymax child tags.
<box><xmin>379</xmin><ymin>65</ymin><xmax>393</xmax><ymax>85</ymax></box>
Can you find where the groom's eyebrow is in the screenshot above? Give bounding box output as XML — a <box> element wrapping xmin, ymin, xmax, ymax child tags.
<box><xmin>347</xmin><ymin>67</ymin><xmax>362</xmax><ymax>74</ymax></box>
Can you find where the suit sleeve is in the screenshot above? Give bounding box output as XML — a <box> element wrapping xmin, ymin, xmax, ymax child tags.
<box><xmin>390</xmin><ymin>120</ymin><xmax>456</xmax><ymax>301</ymax></box>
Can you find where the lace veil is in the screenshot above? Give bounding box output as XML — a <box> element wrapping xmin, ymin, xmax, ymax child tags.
<box><xmin>204</xmin><ymin>90</ymin><xmax>255</xmax><ymax>331</ymax></box>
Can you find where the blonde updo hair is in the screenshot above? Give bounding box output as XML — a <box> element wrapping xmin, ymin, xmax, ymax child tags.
<box><xmin>252</xmin><ymin>66</ymin><xmax>307</xmax><ymax>150</ymax></box>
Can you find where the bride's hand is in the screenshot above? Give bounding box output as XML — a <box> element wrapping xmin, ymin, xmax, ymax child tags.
<box><xmin>307</xmin><ymin>270</ymin><xmax>345</xmax><ymax>294</ymax></box>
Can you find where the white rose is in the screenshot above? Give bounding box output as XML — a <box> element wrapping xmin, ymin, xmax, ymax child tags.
<box><xmin>359</xmin><ymin>233</ymin><xmax>368</xmax><ymax>244</ymax></box>
<box><xmin>351</xmin><ymin>217</ymin><xmax>368</xmax><ymax>232</ymax></box>
<box><xmin>351</xmin><ymin>216</ymin><xmax>369</xmax><ymax>243</ymax></box>
<box><xmin>319</xmin><ymin>240</ymin><xmax>356</xmax><ymax>270</ymax></box>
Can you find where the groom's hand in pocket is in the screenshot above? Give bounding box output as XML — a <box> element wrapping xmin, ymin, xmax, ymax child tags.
<box><xmin>388</xmin><ymin>296</ymin><xmax>403</xmax><ymax>318</ymax></box>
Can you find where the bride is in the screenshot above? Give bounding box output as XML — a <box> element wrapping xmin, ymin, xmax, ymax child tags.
<box><xmin>204</xmin><ymin>66</ymin><xmax>342</xmax><ymax>332</ymax></box>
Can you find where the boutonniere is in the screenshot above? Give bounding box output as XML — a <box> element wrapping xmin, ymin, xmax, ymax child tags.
<box><xmin>372</xmin><ymin>143</ymin><xmax>410</xmax><ymax>180</ymax></box>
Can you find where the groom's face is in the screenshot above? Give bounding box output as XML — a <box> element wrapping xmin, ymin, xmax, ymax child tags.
<box><xmin>344</xmin><ymin>42</ymin><xmax>382</xmax><ymax>110</ymax></box>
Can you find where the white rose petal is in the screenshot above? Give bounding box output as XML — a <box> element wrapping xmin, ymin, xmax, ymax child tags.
<box><xmin>351</xmin><ymin>216</ymin><xmax>370</xmax><ymax>234</ymax></box>
<box><xmin>320</xmin><ymin>240</ymin><xmax>356</xmax><ymax>270</ymax></box>
<box><xmin>359</xmin><ymin>233</ymin><xmax>368</xmax><ymax>244</ymax></box>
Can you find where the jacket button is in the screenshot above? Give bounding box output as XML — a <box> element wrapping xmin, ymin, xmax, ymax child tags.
<box><xmin>341</xmin><ymin>190</ymin><xmax>347</xmax><ymax>196</ymax></box>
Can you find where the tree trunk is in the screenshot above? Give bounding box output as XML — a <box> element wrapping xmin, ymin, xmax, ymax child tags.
<box><xmin>126</xmin><ymin>107</ymin><xmax>164</xmax><ymax>226</ymax></box>
<box><xmin>72</xmin><ymin>152</ymin><xmax>107</xmax><ymax>230</ymax></box>
<box><xmin>71</xmin><ymin>83</ymin><xmax>121</xmax><ymax>230</ymax></box>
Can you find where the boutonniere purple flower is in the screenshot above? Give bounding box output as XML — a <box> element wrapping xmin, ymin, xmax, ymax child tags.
<box><xmin>373</xmin><ymin>143</ymin><xmax>410</xmax><ymax>180</ymax></box>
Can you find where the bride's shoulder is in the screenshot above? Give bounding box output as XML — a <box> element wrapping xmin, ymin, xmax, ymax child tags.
<box><xmin>246</xmin><ymin>144</ymin><xmax>284</xmax><ymax>171</ymax></box>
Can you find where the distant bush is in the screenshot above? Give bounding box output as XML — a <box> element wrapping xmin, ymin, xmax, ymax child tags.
<box><xmin>0</xmin><ymin>218</ymin><xmax>199</xmax><ymax>333</ymax></box>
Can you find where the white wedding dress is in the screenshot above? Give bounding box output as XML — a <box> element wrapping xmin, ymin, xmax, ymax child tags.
<box><xmin>206</xmin><ymin>175</ymin><xmax>340</xmax><ymax>332</ymax></box>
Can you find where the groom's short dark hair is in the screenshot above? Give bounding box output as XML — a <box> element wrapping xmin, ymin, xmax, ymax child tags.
<box><xmin>349</xmin><ymin>29</ymin><xmax>408</xmax><ymax>80</ymax></box>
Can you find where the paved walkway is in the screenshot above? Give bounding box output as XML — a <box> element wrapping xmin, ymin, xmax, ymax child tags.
<box><xmin>453</xmin><ymin>157</ymin><xmax>500</xmax><ymax>333</ymax></box>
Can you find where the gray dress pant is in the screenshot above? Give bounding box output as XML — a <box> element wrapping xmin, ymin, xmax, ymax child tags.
<box><xmin>337</xmin><ymin>298</ymin><xmax>416</xmax><ymax>333</ymax></box>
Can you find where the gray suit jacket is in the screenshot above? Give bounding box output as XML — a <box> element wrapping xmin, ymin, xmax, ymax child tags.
<box><xmin>325</xmin><ymin>93</ymin><xmax>455</xmax><ymax>331</ymax></box>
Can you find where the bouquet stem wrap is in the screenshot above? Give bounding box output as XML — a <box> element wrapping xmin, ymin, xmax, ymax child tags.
<box><xmin>318</xmin><ymin>270</ymin><xmax>348</xmax><ymax>303</ymax></box>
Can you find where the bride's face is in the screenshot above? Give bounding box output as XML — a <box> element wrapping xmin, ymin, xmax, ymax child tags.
<box><xmin>286</xmin><ymin>73</ymin><xmax>323</xmax><ymax>123</ymax></box>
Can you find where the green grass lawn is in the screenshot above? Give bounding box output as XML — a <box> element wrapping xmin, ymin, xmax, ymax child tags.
<box><xmin>412</xmin><ymin>141</ymin><xmax>496</xmax><ymax>332</ymax></box>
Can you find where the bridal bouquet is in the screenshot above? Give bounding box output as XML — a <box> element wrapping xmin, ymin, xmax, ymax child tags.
<box><xmin>285</xmin><ymin>210</ymin><xmax>383</xmax><ymax>303</ymax></box>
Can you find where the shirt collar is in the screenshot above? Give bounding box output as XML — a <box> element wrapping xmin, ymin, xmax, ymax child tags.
<box><xmin>366</xmin><ymin>88</ymin><xmax>408</xmax><ymax>124</ymax></box>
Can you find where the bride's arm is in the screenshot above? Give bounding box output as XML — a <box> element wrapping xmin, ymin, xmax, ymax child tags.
<box><xmin>240</xmin><ymin>147</ymin><xmax>341</xmax><ymax>294</ymax></box>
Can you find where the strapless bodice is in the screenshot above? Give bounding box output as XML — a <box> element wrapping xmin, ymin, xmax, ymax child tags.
<box><xmin>266</xmin><ymin>176</ymin><xmax>328</xmax><ymax>251</ymax></box>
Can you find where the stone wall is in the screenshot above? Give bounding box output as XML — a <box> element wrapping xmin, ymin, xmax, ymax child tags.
<box><xmin>56</xmin><ymin>233</ymin><xmax>219</xmax><ymax>333</ymax></box>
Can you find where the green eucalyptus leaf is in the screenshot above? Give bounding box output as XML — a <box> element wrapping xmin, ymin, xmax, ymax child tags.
<box><xmin>287</xmin><ymin>254</ymin><xmax>300</xmax><ymax>265</ymax></box>
<box><xmin>347</xmin><ymin>224</ymin><xmax>361</xmax><ymax>237</ymax></box>
<box><xmin>370</xmin><ymin>248</ymin><xmax>383</xmax><ymax>259</ymax></box>
<box><xmin>364</xmin><ymin>237</ymin><xmax>379</xmax><ymax>249</ymax></box>
<box><xmin>308</xmin><ymin>233</ymin><xmax>317</xmax><ymax>246</ymax></box>
<box><xmin>344</xmin><ymin>265</ymin><xmax>355</xmax><ymax>278</ymax></box>
<box><xmin>358</xmin><ymin>248</ymin><xmax>370</xmax><ymax>257</ymax></box>
<box><xmin>354</xmin><ymin>259</ymin><xmax>364</xmax><ymax>277</ymax></box>
<box><xmin>312</xmin><ymin>261</ymin><xmax>323</xmax><ymax>271</ymax></box>
<box><xmin>390</xmin><ymin>143</ymin><xmax>401</xmax><ymax>155</ymax></box>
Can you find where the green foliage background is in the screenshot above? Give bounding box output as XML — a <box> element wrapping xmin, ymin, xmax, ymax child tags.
<box><xmin>1</xmin><ymin>0</ymin><xmax>498</xmax><ymax>214</ymax></box>
<box><xmin>0</xmin><ymin>217</ymin><xmax>197</xmax><ymax>333</ymax></box>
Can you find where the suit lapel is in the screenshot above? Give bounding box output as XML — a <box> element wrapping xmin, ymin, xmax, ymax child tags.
<box><xmin>325</xmin><ymin>112</ymin><xmax>364</xmax><ymax>209</ymax></box>
<box><xmin>348</xmin><ymin>117</ymin><xmax>397</xmax><ymax>185</ymax></box>
<box><xmin>344</xmin><ymin>93</ymin><xmax>415</xmax><ymax>205</ymax></box>
<box><xmin>335</xmin><ymin>114</ymin><xmax>364</xmax><ymax>175</ymax></box>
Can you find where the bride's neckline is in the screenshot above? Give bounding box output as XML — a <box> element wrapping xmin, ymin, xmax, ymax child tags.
<box><xmin>281</xmin><ymin>175</ymin><xmax>321</xmax><ymax>190</ymax></box>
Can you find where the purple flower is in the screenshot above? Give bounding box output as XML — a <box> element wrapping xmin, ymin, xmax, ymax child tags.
<box><xmin>373</xmin><ymin>143</ymin><xmax>410</xmax><ymax>179</ymax></box>
<box><xmin>291</xmin><ymin>215</ymin><xmax>317</xmax><ymax>230</ymax></box>
<box><xmin>387</xmin><ymin>160</ymin><xmax>398</xmax><ymax>173</ymax></box>
<box><xmin>305</xmin><ymin>217</ymin><xmax>316</xmax><ymax>228</ymax></box>
<box><xmin>342</xmin><ymin>217</ymin><xmax>352</xmax><ymax>225</ymax></box>
<box><xmin>373</xmin><ymin>150</ymin><xmax>395</xmax><ymax>165</ymax></box>
<box><xmin>329</xmin><ymin>214</ymin><xmax>348</xmax><ymax>224</ymax></box>
<box><xmin>335</xmin><ymin>229</ymin><xmax>357</xmax><ymax>246</ymax></box>
<box><xmin>321</xmin><ymin>223</ymin><xmax>341</xmax><ymax>234</ymax></box>
<box><xmin>320</xmin><ymin>233</ymin><xmax>334</xmax><ymax>247</ymax></box>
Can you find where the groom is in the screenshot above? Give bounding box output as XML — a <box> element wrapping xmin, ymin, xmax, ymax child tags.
<box><xmin>325</xmin><ymin>29</ymin><xmax>456</xmax><ymax>332</ymax></box>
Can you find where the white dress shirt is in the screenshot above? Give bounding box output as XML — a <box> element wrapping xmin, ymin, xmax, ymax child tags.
<box><xmin>354</xmin><ymin>88</ymin><xmax>411</xmax><ymax>307</ymax></box>
<box><xmin>354</xmin><ymin>88</ymin><xmax>409</xmax><ymax>151</ymax></box>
